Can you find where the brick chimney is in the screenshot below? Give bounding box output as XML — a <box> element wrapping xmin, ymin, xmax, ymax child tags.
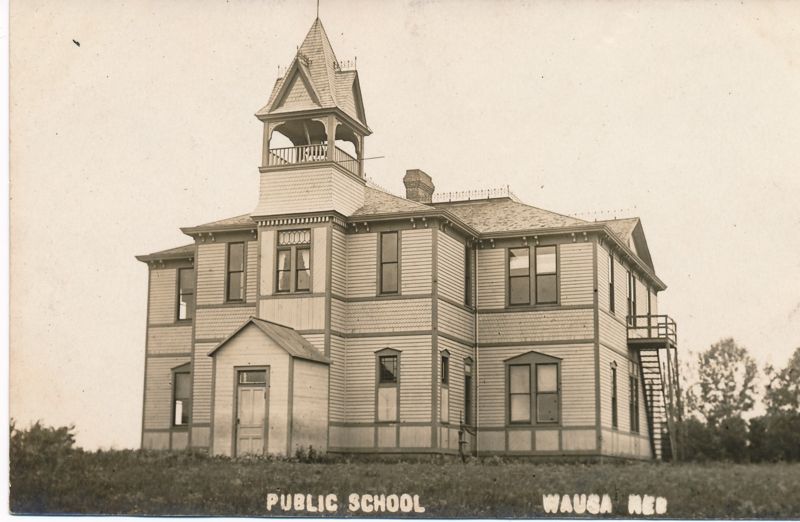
<box><xmin>403</xmin><ymin>169</ymin><xmax>435</xmax><ymax>204</ymax></box>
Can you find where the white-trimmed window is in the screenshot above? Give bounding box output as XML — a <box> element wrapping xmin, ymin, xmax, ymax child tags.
<box><xmin>226</xmin><ymin>242</ymin><xmax>245</xmax><ymax>302</ymax></box>
<box><xmin>611</xmin><ymin>362</ymin><xmax>618</xmax><ymax>429</ymax></box>
<box><xmin>630</xmin><ymin>362</ymin><xmax>640</xmax><ymax>433</ymax></box>
<box><xmin>535</xmin><ymin>245</ymin><xmax>558</xmax><ymax>304</ymax></box>
<box><xmin>177</xmin><ymin>267</ymin><xmax>195</xmax><ymax>320</ymax></box>
<box><xmin>376</xmin><ymin>349</ymin><xmax>399</xmax><ymax>422</ymax></box>
<box><xmin>508</xmin><ymin>247</ymin><xmax>530</xmax><ymax>305</ymax></box>
<box><xmin>608</xmin><ymin>252</ymin><xmax>615</xmax><ymax>313</ymax></box>
<box><xmin>172</xmin><ymin>365</ymin><xmax>191</xmax><ymax>427</ymax></box>
<box><xmin>276</xmin><ymin>229</ymin><xmax>311</xmax><ymax>293</ymax></box>
<box><xmin>380</xmin><ymin>232</ymin><xmax>399</xmax><ymax>294</ymax></box>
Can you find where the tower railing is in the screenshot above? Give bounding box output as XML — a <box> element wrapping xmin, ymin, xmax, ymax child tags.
<box><xmin>267</xmin><ymin>144</ymin><xmax>360</xmax><ymax>177</ymax></box>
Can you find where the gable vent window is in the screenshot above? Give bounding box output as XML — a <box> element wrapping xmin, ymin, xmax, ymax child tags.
<box><xmin>276</xmin><ymin>229</ymin><xmax>311</xmax><ymax>293</ymax></box>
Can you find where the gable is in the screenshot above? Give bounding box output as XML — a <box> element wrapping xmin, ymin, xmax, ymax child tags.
<box><xmin>273</xmin><ymin>64</ymin><xmax>322</xmax><ymax>112</ymax></box>
<box><xmin>207</xmin><ymin>318</ymin><xmax>328</xmax><ymax>364</ymax></box>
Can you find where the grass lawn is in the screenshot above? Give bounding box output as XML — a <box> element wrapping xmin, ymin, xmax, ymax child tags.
<box><xmin>10</xmin><ymin>450</ymin><xmax>800</xmax><ymax>518</ymax></box>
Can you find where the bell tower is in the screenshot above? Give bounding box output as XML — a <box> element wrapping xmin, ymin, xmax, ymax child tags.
<box><xmin>253</xmin><ymin>18</ymin><xmax>371</xmax><ymax>219</ymax></box>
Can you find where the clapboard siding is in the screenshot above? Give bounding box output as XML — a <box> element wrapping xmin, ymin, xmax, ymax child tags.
<box><xmin>344</xmin><ymin>336</ymin><xmax>432</xmax><ymax>423</ymax></box>
<box><xmin>438</xmin><ymin>337</ymin><xmax>474</xmax><ymax>428</ymax></box>
<box><xmin>438</xmin><ymin>299</ymin><xmax>475</xmax><ymax>343</ymax></box>
<box><xmin>331</xmin><ymin>228</ymin><xmax>347</xmax><ymax>296</ymax></box>
<box><xmin>148</xmin><ymin>269</ymin><xmax>176</xmax><ymax>324</ymax></box>
<box><xmin>301</xmin><ymin>333</ymin><xmax>325</xmax><ymax>353</ymax></box>
<box><xmin>477</xmin><ymin>308</ymin><xmax>594</xmax><ymax>344</ymax></box>
<box><xmin>312</xmin><ymin>226</ymin><xmax>328</xmax><ymax>294</ymax></box>
<box><xmin>254</xmin><ymin>166</ymin><xmax>365</xmax><ymax>217</ymax></box>
<box><xmin>476</xmin><ymin>248</ymin><xmax>505</xmax><ymax>309</ymax></box>
<box><xmin>438</xmin><ymin>231</ymin><xmax>464</xmax><ymax>303</ymax></box>
<box><xmin>329</xmin><ymin>335</ymin><xmax>346</xmax><ymax>422</ymax></box>
<box><xmin>346</xmin><ymin>233</ymin><xmax>377</xmax><ymax>298</ymax></box>
<box><xmin>636</xmin><ymin>278</ymin><xmax>649</xmax><ymax>316</ymax></box>
<box><xmin>143</xmin><ymin>355</ymin><xmax>190</xmax><ymax>429</ymax></box>
<box><xmin>559</xmin><ymin>243</ymin><xmax>594</xmax><ymax>306</ymax></box>
<box><xmin>477</xmin><ymin>343</ymin><xmax>595</xmax><ymax>427</ymax></box>
<box><xmin>246</xmin><ymin>241</ymin><xmax>258</xmax><ymax>303</ymax></box>
<box><xmin>258</xmin><ymin>296</ymin><xmax>325</xmax><ymax>331</ymax></box>
<box><xmin>330</xmin><ymin>297</ymin><xmax>347</xmax><ymax>332</ymax></box>
<box><xmin>614</xmin><ymin>256</ymin><xmax>628</xmax><ymax>322</ymax></box>
<box><xmin>194</xmin><ymin>306</ymin><xmax>255</xmax><ymax>340</ymax></box>
<box><xmin>259</xmin><ymin>229</ymin><xmax>276</xmax><ymax>296</ymax></box>
<box><xmin>291</xmin><ymin>359</ymin><xmax>329</xmax><ymax>452</ymax></box>
<box><xmin>598</xmin><ymin>245</ymin><xmax>610</xmax><ymax>313</ymax></box>
<box><xmin>211</xmin><ymin>325</ymin><xmax>292</xmax><ymax>456</ymax></box>
<box><xmin>196</xmin><ymin>243</ymin><xmax>226</xmax><ymax>305</ymax></box>
<box><xmin>400</xmin><ymin>228</ymin><xmax>432</xmax><ymax>294</ymax></box>
<box><xmin>599</xmin><ymin>310</ymin><xmax>628</xmax><ymax>352</ymax></box>
<box><xmin>191</xmin><ymin>342</ymin><xmax>216</xmax><ymax>425</ymax></box>
<box><xmin>346</xmin><ymin>299</ymin><xmax>431</xmax><ymax>333</ymax></box>
<box><xmin>147</xmin><ymin>326</ymin><xmax>192</xmax><ymax>355</ymax></box>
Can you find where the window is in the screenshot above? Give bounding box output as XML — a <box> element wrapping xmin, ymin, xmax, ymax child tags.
<box><xmin>226</xmin><ymin>242</ymin><xmax>245</xmax><ymax>301</ymax></box>
<box><xmin>376</xmin><ymin>351</ymin><xmax>399</xmax><ymax>422</ymax></box>
<box><xmin>177</xmin><ymin>268</ymin><xmax>195</xmax><ymax>320</ymax></box>
<box><xmin>509</xmin><ymin>365</ymin><xmax>531</xmax><ymax>423</ymax></box>
<box><xmin>464</xmin><ymin>359</ymin><xmax>473</xmax><ymax>426</ymax></box>
<box><xmin>464</xmin><ymin>245</ymin><xmax>474</xmax><ymax>306</ymax></box>
<box><xmin>440</xmin><ymin>352</ymin><xmax>450</xmax><ymax>423</ymax></box>
<box><xmin>239</xmin><ymin>369</ymin><xmax>267</xmax><ymax>384</ymax></box>
<box><xmin>630</xmin><ymin>364</ymin><xmax>640</xmax><ymax>433</ymax></box>
<box><xmin>506</xmin><ymin>351</ymin><xmax>561</xmax><ymax>425</ymax></box>
<box><xmin>276</xmin><ymin>229</ymin><xmax>311</xmax><ymax>293</ymax></box>
<box><xmin>611</xmin><ymin>363</ymin><xmax>618</xmax><ymax>429</ymax></box>
<box><xmin>380</xmin><ymin>232</ymin><xmax>399</xmax><ymax>294</ymax></box>
<box><xmin>508</xmin><ymin>247</ymin><xmax>530</xmax><ymax>305</ymax></box>
<box><xmin>536</xmin><ymin>364</ymin><xmax>558</xmax><ymax>423</ymax></box>
<box><xmin>535</xmin><ymin>246</ymin><xmax>557</xmax><ymax>304</ymax></box>
<box><xmin>172</xmin><ymin>370</ymin><xmax>191</xmax><ymax>427</ymax></box>
<box><xmin>608</xmin><ymin>252</ymin><xmax>615</xmax><ymax>313</ymax></box>
<box><xmin>627</xmin><ymin>270</ymin><xmax>637</xmax><ymax>325</ymax></box>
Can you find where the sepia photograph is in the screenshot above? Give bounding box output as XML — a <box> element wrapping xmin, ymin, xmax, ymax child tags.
<box><xmin>7</xmin><ymin>0</ymin><xmax>800</xmax><ymax>518</ymax></box>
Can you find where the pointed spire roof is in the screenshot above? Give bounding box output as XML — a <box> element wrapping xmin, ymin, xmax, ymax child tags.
<box><xmin>257</xmin><ymin>18</ymin><xmax>368</xmax><ymax>129</ymax></box>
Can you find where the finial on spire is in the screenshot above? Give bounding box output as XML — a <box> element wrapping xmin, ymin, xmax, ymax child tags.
<box><xmin>316</xmin><ymin>0</ymin><xmax>320</xmax><ymax>19</ymax></box>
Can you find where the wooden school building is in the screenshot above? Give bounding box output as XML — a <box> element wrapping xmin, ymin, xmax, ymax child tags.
<box><xmin>136</xmin><ymin>18</ymin><xmax>680</xmax><ymax>460</ymax></box>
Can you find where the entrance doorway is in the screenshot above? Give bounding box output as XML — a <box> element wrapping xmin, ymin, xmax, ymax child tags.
<box><xmin>235</xmin><ymin>368</ymin><xmax>269</xmax><ymax>456</ymax></box>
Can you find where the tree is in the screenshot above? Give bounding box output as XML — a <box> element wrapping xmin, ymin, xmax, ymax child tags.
<box><xmin>686</xmin><ymin>338</ymin><xmax>758</xmax><ymax>427</ymax></box>
<box><xmin>764</xmin><ymin>347</ymin><xmax>800</xmax><ymax>414</ymax></box>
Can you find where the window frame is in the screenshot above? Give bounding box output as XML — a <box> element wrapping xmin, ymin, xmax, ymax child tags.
<box><xmin>176</xmin><ymin>267</ymin><xmax>195</xmax><ymax>321</ymax></box>
<box><xmin>274</xmin><ymin>230</ymin><xmax>312</xmax><ymax>294</ymax></box>
<box><xmin>608</xmin><ymin>252</ymin><xmax>615</xmax><ymax>313</ymax></box>
<box><xmin>504</xmin><ymin>351</ymin><xmax>561</xmax><ymax>426</ymax></box>
<box><xmin>534</xmin><ymin>245</ymin><xmax>558</xmax><ymax>305</ymax></box>
<box><xmin>440</xmin><ymin>351</ymin><xmax>450</xmax><ymax>424</ymax></box>
<box><xmin>226</xmin><ymin>242</ymin><xmax>246</xmax><ymax>302</ymax></box>
<box><xmin>171</xmin><ymin>366</ymin><xmax>191</xmax><ymax>429</ymax></box>
<box><xmin>464</xmin><ymin>244</ymin><xmax>474</xmax><ymax>307</ymax></box>
<box><xmin>630</xmin><ymin>363</ymin><xmax>640</xmax><ymax>433</ymax></box>
<box><xmin>379</xmin><ymin>231</ymin><xmax>400</xmax><ymax>295</ymax></box>
<box><xmin>507</xmin><ymin>246</ymin><xmax>531</xmax><ymax>306</ymax></box>
<box><xmin>464</xmin><ymin>357</ymin><xmax>474</xmax><ymax>426</ymax></box>
<box><xmin>611</xmin><ymin>362</ymin><xmax>618</xmax><ymax>429</ymax></box>
<box><xmin>375</xmin><ymin>348</ymin><xmax>400</xmax><ymax>423</ymax></box>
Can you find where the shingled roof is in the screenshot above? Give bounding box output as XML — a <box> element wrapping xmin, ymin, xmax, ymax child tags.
<box><xmin>433</xmin><ymin>198</ymin><xmax>586</xmax><ymax>233</ymax></box>
<box><xmin>257</xmin><ymin>18</ymin><xmax>367</xmax><ymax>127</ymax></box>
<box><xmin>136</xmin><ymin>243</ymin><xmax>195</xmax><ymax>262</ymax></box>
<box><xmin>180</xmin><ymin>214</ymin><xmax>256</xmax><ymax>234</ymax></box>
<box><xmin>352</xmin><ymin>186</ymin><xmax>433</xmax><ymax>217</ymax></box>
<box><xmin>207</xmin><ymin>317</ymin><xmax>329</xmax><ymax>364</ymax></box>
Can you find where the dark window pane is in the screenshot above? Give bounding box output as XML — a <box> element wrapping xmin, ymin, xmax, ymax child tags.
<box><xmin>179</xmin><ymin>268</ymin><xmax>195</xmax><ymax>291</ymax></box>
<box><xmin>381</xmin><ymin>233</ymin><xmax>398</xmax><ymax>263</ymax></box>
<box><xmin>510</xmin><ymin>395</ymin><xmax>531</xmax><ymax>423</ymax></box>
<box><xmin>239</xmin><ymin>370</ymin><xmax>267</xmax><ymax>384</ymax></box>
<box><xmin>296</xmin><ymin>269</ymin><xmax>310</xmax><ymax>291</ymax></box>
<box><xmin>536</xmin><ymin>246</ymin><xmax>556</xmax><ymax>274</ymax></box>
<box><xmin>278</xmin><ymin>249</ymin><xmax>291</xmax><ymax>270</ymax></box>
<box><xmin>278</xmin><ymin>271</ymin><xmax>291</xmax><ymax>292</ymax></box>
<box><xmin>296</xmin><ymin>248</ymin><xmax>310</xmax><ymax>270</ymax></box>
<box><xmin>228</xmin><ymin>272</ymin><xmax>243</xmax><ymax>300</ymax></box>
<box><xmin>536</xmin><ymin>274</ymin><xmax>557</xmax><ymax>303</ymax></box>
<box><xmin>509</xmin><ymin>276</ymin><xmax>530</xmax><ymax>304</ymax></box>
<box><xmin>174</xmin><ymin>372</ymin><xmax>191</xmax><ymax>399</ymax></box>
<box><xmin>381</xmin><ymin>263</ymin><xmax>398</xmax><ymax>293</ymax></box>
<box><xmin>537</xmin><ymin>394</ymin><xmax>558</xmax><ymax>423</ymax></box>
<box><xmin>379</xmin><ymin>356</ymin><xmax>397</xmax><ymax>383</ymax></box>
<box><xmin>508</xmin><ymin>248</ymin><xmax>529</xmax><ymax>277</ymax></box>
<box><xmin>228</xmin><ymin>243</ymin><xmax>244</xmax><ymax>271</ymax></box>
<box><xmin>441</xmin><ymin>356</ymin><xmax>449</xmax><ymax>384</ymax></box>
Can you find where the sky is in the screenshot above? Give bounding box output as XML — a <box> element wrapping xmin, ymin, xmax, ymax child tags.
<box><xmin>9</xmin><ymin>0</ymin><xmax>800</xmax><ymax>450</ymax></box>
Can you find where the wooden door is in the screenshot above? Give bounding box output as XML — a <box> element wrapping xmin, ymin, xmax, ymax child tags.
<box><xmin>236</xmin><ymin>385</ymin><xmax>266</xmax><ymax>456</ymax></box>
